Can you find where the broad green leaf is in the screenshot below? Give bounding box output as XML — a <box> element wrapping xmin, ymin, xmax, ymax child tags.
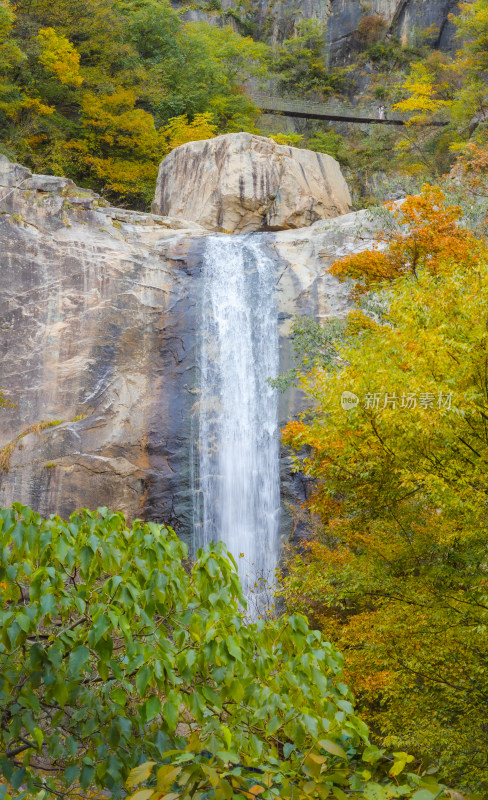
<box><xmin>362</xmin><ymin>785</ymin><xmax>386</xmax><ymax>800</ymax></box>
<box><xmin>163</xmin><ymin>695</ymin><xmax>179</xmax><ymax>731</ymax></box>
<box><xmin>136</xmin><ymin>664</ymin><xmax>152</xmax><ymax>696</ymax></box>
<box><xmin>89</xmin><ymin>613</ymin><xmax>110</xmax><ymax>645</ymax></box>
<box><xmin>145</xmin><ymin>695</ymin><xmax>162</xmax><ymax>722</ymax></box>
<box><xmin>111</xmin><ymin>687</ymin><xmax>127</xmax><ymax>706</ymax></box>
<box><xmin>69</xmin><ymin>645</ymin><xmax>90</xmax><ymax>677</ymax></box>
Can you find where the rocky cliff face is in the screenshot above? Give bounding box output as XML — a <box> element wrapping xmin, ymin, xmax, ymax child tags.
<box><xmin>325</xmin><ymin>0</ymin><xmax>460</xmax><ymax>64</ymax></box>
<box><xmin>0</xmin><ymin>148</ymin><xmax>375</xmax><ymax>540</ymax></box>
<box><xmin>0</xmin><ymin>160</ymin><xmax>202</xmax><ymax>530</ymax></box>
<box><xmin>180</xmin><ymin>0</ymin><xmax>459</xmax><ymax>62</ymax></box>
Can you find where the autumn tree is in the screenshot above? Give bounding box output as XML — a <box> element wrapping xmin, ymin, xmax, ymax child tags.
<box><xmin>331</xmin><ymin>184</ymin><xmax>481</xmax><ymax>296</ymax></box>
<box><xmin>36</xmin><ymin>28</ymin><xmax>83</xmax><ymax>87</ymax></box>
<box><xmin>159</xmin><ymin>113</ymin><xmax>217</xmax><ymax>152</ymax></box>
<box><xmin>281</xmin><ymin>187</ymin><xmax>488</xmax><ymax>794</ymax></box>
<box><xmin>387</xmin><ymin>0</ymin><xmax>488</xmax><ymax>178</ymax></box>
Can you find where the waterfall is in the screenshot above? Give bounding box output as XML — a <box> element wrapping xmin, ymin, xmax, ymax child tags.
<box><xmin>193</xmin><ymin>234</ymin><xmax>280</xmax><ymax>609</ymax></box>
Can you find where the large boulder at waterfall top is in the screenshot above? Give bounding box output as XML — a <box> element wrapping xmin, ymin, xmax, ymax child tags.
<box><xmin>151</xmin><ymin>132</ymin><xmax>352</xmax><ymax>233</ymax></box>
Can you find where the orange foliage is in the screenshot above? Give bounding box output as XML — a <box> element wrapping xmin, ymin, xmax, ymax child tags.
<box><xmin>331</xmin><ymin>184</ymin><xmax>482</xmax><ymax>296</ymax></box>
<box><xmin>281</xmin><ymin>419</ymin><xmax>308</xmax><ymax>446</ymax></box>
<box><xmin>450</xmin><ymin>141</ymin><xmax>488</xmax><ymax>199</ymax></box>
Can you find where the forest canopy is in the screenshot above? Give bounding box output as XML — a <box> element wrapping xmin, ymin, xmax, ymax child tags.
<box><xmin>0</xmin><ymin>0</ymin><xmax>266</xmax><ymax>207</ymax></box>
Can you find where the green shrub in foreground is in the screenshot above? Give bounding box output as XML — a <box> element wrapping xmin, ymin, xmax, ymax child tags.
<box><xmin>0</xmin><ymin>504</ymin><xmax>448</xmax><ymax>799</ymax></box>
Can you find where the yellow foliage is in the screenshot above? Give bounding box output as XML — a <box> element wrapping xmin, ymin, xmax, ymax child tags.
<box><xmin>160</xmin><ymin>113</ymin><xmax>217</xmax><ymax>153</ymax></box>
<box><xmin>37</xmin><ymin>27</ymin><xmax>83</xmax><ymax>86</ymax></box>
<box><xmin>268</xmin><ymin>132</ymin><xmax>304</xmax><ymax>147</ymax></box>
<box><xmin>80</xmin><ymin>90</ymin><xmax>158</xmax><ymax>155</ymax></box>
<box><xmin>0</xmin><ymin>0</ymin><xmax>266</xmax><ymax>208</ymax></box>
<box><xmin>282</xmin><ymin>189</ymin><xmax>488</xmax><ymax>790</ymax></box>
<box><xmin>21</xmin><ymin>96</ymin><xmax>54</xmax><ymax>116</ymax></box>
<box><xmin>62</xmin><ymin>89</ymin><xmax>162</xmax><ymax>203</ymax></box>
<box><xmin>393</xmin><ymin>62</ymin><xmax>450</xmax><ymax>123</ymax></box>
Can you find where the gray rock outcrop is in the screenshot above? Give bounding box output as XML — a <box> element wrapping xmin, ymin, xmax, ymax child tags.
<box><xmin>176</xmin><ymin>0</ymin><xmax>460</xmax><ymax>61</ymax></box>
<box><xmin>0</xmin><ymin>153</ymin><xmax>376</xmax><ymax>541</ymax></box>
<box><xmin>325</xmin><ymin>0</ymin><xmax>460</xmax><ymax>64</ymax></box>
<box><xmin>151</xmin><ymin>132</ymin><xmax>351</xmax><ymax>233</ymax></box>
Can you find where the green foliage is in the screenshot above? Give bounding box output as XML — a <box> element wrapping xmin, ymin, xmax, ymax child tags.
<box><xmin>335</xmin><ymin>126</ymin><xmax>404</xmax><ymax>207</ymax></box>
<box><xmin>0</xmin><ymin>504</ymin><xmax>448</xmax><ymax>799</ymax></box>
<box><xmin>268</xmin><ymin>132</ymin><xmax>304</xmax><ymax>147</ymax></box>
<box><xmin>125</xmin><ymin>749</ymin><xmax>446</xmax><ymax>800</ymax></box>
<box><xmin>0</xmin><ymin>391</ymin><xmax>14</xmax><ymax>409</ymax></box>
<box><xmin>0</xmin><ymin>0</ymin><xmax>22</xmax><ymax>74</ymax></box>
<box><xmin>362</xmin><ymin>39</ymin><xmax>420</xmax><ymax>69</ymax></box>
<box><xmin>271</xmin><ymin>20</ymin><xmax>346</xmax><ymax>97</ymax></box>
<box><xmin>308</xmin><ymin>130</ymin><xmax>347</xmax><ymax>162</ymax></box>
<box><xmin>383</xmin><ymin>0</ymin><xmax>488</xmax><ymax>176</ymax></box>
<box><xmin>454</xmin><ymin>0</ymin><xmax>488</xmax><ymax>72</ymax></box>
<box><xmin>160</xmin><ymin>112</ymin><xmax>217</xmax><ymax>151</ymax></box>
<box><xmin>271</xmin><ymin>316</ymin><xmax>344</xmax><ymax>392</ymax></box>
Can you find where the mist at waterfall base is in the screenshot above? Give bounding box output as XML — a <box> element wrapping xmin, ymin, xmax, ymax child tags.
<box><xmin>192</xmin><ymin>234</ymin><xmax>281</xmax><ymax>614</ymax></box>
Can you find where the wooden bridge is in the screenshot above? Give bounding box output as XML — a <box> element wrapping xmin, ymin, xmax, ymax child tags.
<box><xmin>251</xmin><ymin>93</ymin><xmax>447</xmax><ymax>126</ymax></box>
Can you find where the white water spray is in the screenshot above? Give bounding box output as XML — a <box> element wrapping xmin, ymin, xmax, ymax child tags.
<box><xmin>193</xmin><ymin>234</ymin><xmax>280</xmax><ymax>605</ymax></box>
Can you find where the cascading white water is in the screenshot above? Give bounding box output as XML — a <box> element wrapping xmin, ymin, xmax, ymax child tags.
<box><xmin>193</xmin><ymin>234</ymin><xmax>280</xmax><ymax>607</ymax></box>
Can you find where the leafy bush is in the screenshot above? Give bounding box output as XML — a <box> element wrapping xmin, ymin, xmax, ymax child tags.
<box><xmin>307</xmin><ymin>130</ymin><xmax>346</xmax><ymax>162</ymax></box>
<box><xmin>0</xmin><ymin>504</ymin><xmax>448</xmax><ymax>799</ymax></box>
<box><xmin>271</xmin><ymin>20</ymin><xmax>346</xmax><ymax>97</ymax></box>
<box><xmin>355</xmin><ymin>14</ymin><xmax>387</xmax><ymax>47</ymax></box>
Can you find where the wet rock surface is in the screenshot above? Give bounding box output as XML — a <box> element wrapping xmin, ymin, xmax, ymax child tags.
<box><xmin>0</xmin><ymin>155</ymin><xmax>377</xmax><ymax>542</ymax></box>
